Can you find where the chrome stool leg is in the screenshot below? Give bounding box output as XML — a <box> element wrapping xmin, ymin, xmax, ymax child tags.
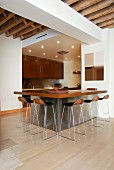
<box><xmin>60</xmin><ymin>99</ymin><xmax>84</xmax><ymax>141</ymax></box>
<box><xmin>60</xmin><ymin>105</ymin><xmax>76</xmax><ymax>141</ymax></box>
<box><xmin>43</xmin><ymin>104</ymin><xmax>57</xmax><ymax>140</ymax></box>
<box><xmin>30</xmin><ymin>103</ymin><xmax>43</xmax><ymax>135</ymax></box>
<box><xmin>74</xmin><ymin>104</ymin><xmax>86</xmax><ymax>135</ymax></box>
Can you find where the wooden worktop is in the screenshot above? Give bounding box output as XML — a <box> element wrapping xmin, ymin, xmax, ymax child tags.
<box><xmin>14</xmin><ymin>90</ymin><xmax>107</xmax><ymax>99</ymax></box>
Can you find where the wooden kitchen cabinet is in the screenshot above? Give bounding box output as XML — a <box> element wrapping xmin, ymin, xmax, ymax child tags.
<box><xmin>41</xmin><ymin>60</ymin><xmax>63</xmax><ymax>79</ymax></box>
<box><xmin>22</xmin><ymin>55</ymin><xmax>63</xmax><ymax>79</ymax></box>
<box><xmin>30</xmin><ymin>58</ymin><xmax>41</xmax><ymax>78</ymax></box>
<box><xmin>94</xmin><ymin>66</ymin><xmax>104</xmax><ymax>80</ymax></box>
<box><xmin>22</xmin><ymin>55</ymin><xmax>31</xmax><ymax>78</ymax></box>
<box><xmin>85</xmin><ymin>67</ymin><xmax>94</xmax><ymax>81</ymax></box>
<box><xmin>85</xmin><ymin>66</ymin><xmax>104</xmax><ymax>81</ymax></box>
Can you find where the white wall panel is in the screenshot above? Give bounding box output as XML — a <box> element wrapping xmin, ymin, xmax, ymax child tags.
<box><xmin>0</xmin><ymin>34</ymin><xmax>22</xmax><ymax>111</ymax></box>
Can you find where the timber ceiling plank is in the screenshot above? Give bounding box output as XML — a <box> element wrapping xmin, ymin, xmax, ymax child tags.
<box><xmin>21</xmin><ymin>26</ymin><xmax>48</xmax><ymax>40</ymax></box>
<box><xmin>80</xmin><ymin>0</ymin><xmax>114</xmax><ymax>16</ymax></box>
<box><xmin>0</xmin><ymin>15</ymin><xmax>25</xmax><ymax>34</ymax></box>
<box><xmin>6</xmin><ymin>21</ymin><xmax>34</xmax><ymax>36</ymax></box>
<box><xmin>86</xmin><ymin>4</ymin><xmax>114</xmax><ymax>20</ymax></box>
<box><xmin>0</xmin><ymin>8</ymin><xmax>49</xmax><ymax>40</ymax></box>
<box><xmin>70</xmin><ymin>0</ymin><xmax>103</xmax><ymax>11</ymax></box>
<box><xmin>97</xmin><ymin>18</ymin><xmax>114</xmax><ymax>27</ymax></box>
<box><xmin>14</xmin><ymin>23</ymin><xmax>42</xmax><ymax>38</ymax></box>
<box><xmin>0</xmin><ymin>8</ymin><xmax>4</xmax><ymax>14</ymax></box>
<box><xmin>92</xmin><ymin>12</ymin><xmax>114</xmax><ymax>24</ymax></box>
<box><xmin>0</xmin><ymin>12</ymin><xmax>14</xmax><ymax>26</ymax></box>
<box><xmin>103</xmin><ymin>23</ymin><xmax>114</xmax><ymax>28</ymax></box>
<box><xmin>62</xmin><ymin>0</ymin><xmax>114</xmax><ymax>29</ymax></box>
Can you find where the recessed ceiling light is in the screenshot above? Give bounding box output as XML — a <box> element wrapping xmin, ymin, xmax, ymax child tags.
<box><xmin>66</xmin><ymin>58</ymin><xmax>67</xmax><ymax>60</ymax></box>
<box><xmin>41</xmin><ymin>45</ymin><xmax>44</xmax><ymax>48</ymax></box>
<box><xmin>55</xmin><ymin>56</ymin><xmax>58</xmax><ymax>58</ymax></box>
<box><xmin>57</xmin><ymin>41</ymin><xmax>60</xmax><ymax>44</ymax></box>
<box><xmin>28</xmin><ymin>49</ymin><xmax>31</xmax><ymax>53</ymax></box>
<box><xmin>43</xmin><ymin>52</ymin><xmax>46</xmax><ymax>55</ymax></box>
<box><xmin>78</xmin><ymin>56</ymin><xmax>80</xmax><ymax>58</ymax></box>
<box><xmin>71</xmin><ymin>46</ymin><xmax>74</xmax><ymax>48</ymax></box>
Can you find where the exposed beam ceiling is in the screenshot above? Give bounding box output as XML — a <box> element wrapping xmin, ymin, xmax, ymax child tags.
<box><xmin>62</xmin><ymin>0</ymin><xmax>114</xmax><ymax>29</ymax></box>
<box><xmin>0</xmin><ymin>8</ymin><xmax>49</xmax><ymax>40</ymax></box>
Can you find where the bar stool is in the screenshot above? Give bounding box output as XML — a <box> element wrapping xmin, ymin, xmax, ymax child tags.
<box><xmin>84</xmin><ymin>96</ymin><xmax>103</xmax><ymax>127</ymax></box>
<box><xmin>60</xmin><ymin>99</ymin><xmax>84</xmax><ymax>141</ymax></box>
<box><xmin>33</xmin><ymin>98</ymin><xmax>57</xmax><ymax>140</ymax></box>
<box><xmin>98</xmin><ymin>94</ymin><xmax>110</xmax><ymax>122</ymax></box>
<box><xmin>17</xmin><ymin>96</ymin><xmax>33</xmax><ymax>131</ymax></box>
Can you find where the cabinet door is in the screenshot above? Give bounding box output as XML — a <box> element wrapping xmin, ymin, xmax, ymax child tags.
<box><xmin>30</xmin><ymin>58</ymin><xmax>41</xmax><ymax>78</ymax></box>
<box><xmin>94</xmin><ymin>66</ymin><xmax>104</xmax><ymax>80</ymax></box>
<box><xmin>85</xmin><ymin>67</ymin><xmax>94</xmax><ymax>81</ymax></box>
<box><xmin>41</xmin><ymin>60</ymin><xmax>63</xmax><ymax>79</ymax></box>
<box><xmin>53</xmin><ymin>62</ymin><xmax>63</xmax><ymax>79</ymax></box>
<box><xmin>22</xmin><ymin>55</ymin><xmax>64</xmax><ymax>79</ymax></box>
<box><xmin>22</xmin><ymin>55</ymin><xmax>31</xmax><ymax>78</ymax></box>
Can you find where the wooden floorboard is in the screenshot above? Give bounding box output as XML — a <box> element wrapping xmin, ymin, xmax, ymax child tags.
<box><xmin>0</xmin><ymin>113</ymin><xmax>114</xmax><ymax>170</ymax></box>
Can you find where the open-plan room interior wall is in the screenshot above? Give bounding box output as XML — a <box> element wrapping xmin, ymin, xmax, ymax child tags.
<box><xmin>0</xmin><ymin>34</ymin><xmax>22</xmax><ymax>111</ymax></box>
<box><xmin>60</xmin><ymin>58</ymin><xmax>81</xmax><ymax>87</ymax></box>
<box><xmin>109</xmin><ymin>28</ymin><xmax>114</xmax><ymax>118</ymax></box>
<box><xmin>81</xmin><ymin>28</ymin><xmax>114</xmax><ymax>117</ymax></box>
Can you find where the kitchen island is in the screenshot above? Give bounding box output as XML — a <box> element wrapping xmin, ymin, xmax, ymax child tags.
<box><xmin>14</xmin><ymin>90</ymin><xmax>107</xmax><ymax>131</ymax></box>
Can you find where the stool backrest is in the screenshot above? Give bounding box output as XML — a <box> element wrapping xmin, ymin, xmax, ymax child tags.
<box><xmin>18</xmin><ymin>96</ymin><xmax>27</xmax><ymax>104</ymax></box>
<box><xmin>33</xmin><ymin>98</ymin><xmax>45</xmax><ymax>105</ymax></box>
<box><xmin>103</xmin><ymin>94</ymin><xmax>109</xmax><ymax>99</ymax></box>
<box><xmin>74</xmin><ymin>99</ymin><xmax>84</xmax><ymax>105</ymax></box>
<box><xmin>92</xmin><ymin>96</ymin><xmax>99</xmax><ymax>102</ymax></box>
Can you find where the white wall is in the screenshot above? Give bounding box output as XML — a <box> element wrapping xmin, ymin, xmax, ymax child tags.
<box><xmin>60</xmin><ymin>58</ymin><xmax>81</xmax><ymax>87</ymax></box>
<box><xmin>81</xmin><ymin>29</ymin><xmax>114</xmax><ymax>117</ymax></box>
<box><xmin>0</xmin><ymin>34</ymin><xmax>22</xmax><ymax>111</ymax></box>
<box><xmin>109</xmin><ymin>28</ymin><xmax>114</xmax><ymax>117</ymax></box>
<box><xmin>81</xmin><ymin>29</ymin><xmax>110</xmax><ymax>91</ymax></box>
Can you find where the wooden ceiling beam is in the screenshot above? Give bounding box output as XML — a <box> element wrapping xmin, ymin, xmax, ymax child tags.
<box><xmin>3</xmin><ymin>11</ymin><xmax>8</xmax><ymax>18</ymax></box>
<box><xmin>80</xmin><ymin>0</ymin><xmax>114</xmax><ymax>16</ymax></box>
<box><xmin>97</xmin><ymin>19</ymin><xmax>114</xmax><ymax>27</ymax></box>
<box><xmin>70</xmin><ymin>0</ymin><xmax>102</xmax><ymax>11</ymax></box>
<box><xmin>14</xmin><ymin>23</ymin><xmax>41</xmax><ymax>38</ymax></box>
<box><xmin>86</xmin><ymin>4</ymin><xmax>114</xmax><ymax>20</ymax></box>
<box><xmin>0</xmin><ymin>12</ymin><xmax>14</xmax><ymax>26</ymax></box>
<box><xmin>62</xmin><ymin>0</ymin><xmax>79</xmax><ymax>5</ymax></box>
<box><xmin>0</xmin><ymin>15</ymin><xmax>24</xmax><ymax>34</ymax></box>
<box><xmin>102</xmin><ymin>23</ymin><xmax>114</xmax><ymax>29</ymax></box>
<box><xmin>0</xmin><ymin>8</ymin><xmax>4</xmax><ymax>14</ymax></box>
<box><xmin>92</xmin><ymin>12</ymin><xmax>114</xmax><ymax>24</ymax></box>
<box><xmin>6</xmin><ymin>21</ymin><xmax>34</xmax><ymax>36</ymax></box>
<box><xmin>21</xmin><ymin>26</ymin><xmax>48</xmax><ymax>40</ymax></box>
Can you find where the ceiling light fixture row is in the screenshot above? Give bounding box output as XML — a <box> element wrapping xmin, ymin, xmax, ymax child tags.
<box><xmin>41</xmin><ymin>45</ymin><xmax>44</xmax><ymax>48</ymax></box>
<box><xmin>28</xmin><ymin>49</ymin><xmax>31</xmax><ymax>53</ymax></box>
<box><xmin>57</xmin><ymin>41</ymin><xmax>60</xmax><ymax>44</ymax></box>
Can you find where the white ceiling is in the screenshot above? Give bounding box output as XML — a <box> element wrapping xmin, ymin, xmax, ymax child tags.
<box><xmin>0</xmin><ymin>0</ymin><xmax>102</xmax><ymax>44</ymax></box>
<box><xmin>22</xmin><ymin>33</ymin><xmax>81</xmax><ymax>61</ymax></box>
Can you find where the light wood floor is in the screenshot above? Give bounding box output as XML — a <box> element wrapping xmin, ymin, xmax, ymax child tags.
<box><xmin>0</xmin><ymin>113</ymin><xmax>114</xmax><ymax>170</ymax></box>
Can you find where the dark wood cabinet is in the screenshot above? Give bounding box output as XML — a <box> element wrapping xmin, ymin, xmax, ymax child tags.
<box><xmin>41</xmin><ymin>60</ymin><xmax>63</xmax><ymax>79</ymax></box>
<box><xmin>85</xmin><ymin>66</ymin><xmax>104</xmax><ymax>81</ymax></box>
<box><xmin>30</xmin><ymin>58</ymin><xmax>41</xmax><ymax>78</ymax></box>
<box><xmin>22</xmin><ymin>56</ymin><xmax>31</xmax><ymax>78</ymax></box>
<box><xmin>94</xmin><ymin>66</ymin><xmax>104</xmax><ymax>80</ymax></box>
<box><xmin>85</xmin><ymin>67</ymin><xmax>94</xmax><ymax>81</ymax></box>
<box><xmin>22</xmin><ymin>55</ymin><xmax>64</xmax><ymax>79</ymax></box>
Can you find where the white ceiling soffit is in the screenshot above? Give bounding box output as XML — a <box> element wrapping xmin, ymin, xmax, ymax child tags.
<box><xmin>0</xmin><ymin>0</ymin><xmax>103</xmax><ymax>44</ymax></box>
<box><xmin>22</xmin><ymin>29</ymin><xmax>60</xmax><ymax>48</ymax></box>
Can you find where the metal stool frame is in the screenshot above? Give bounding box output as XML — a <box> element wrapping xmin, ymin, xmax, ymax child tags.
<box><xmin>60</xmin><ymin>99</ymin><xmax>85</xmax><ymax>141</ymax></box>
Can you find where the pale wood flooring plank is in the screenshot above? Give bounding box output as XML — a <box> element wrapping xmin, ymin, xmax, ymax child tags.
<box><xmin>0</xmin><ymin>113</ymin><xmax>114</xmax><ymax>170</ymax></box>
